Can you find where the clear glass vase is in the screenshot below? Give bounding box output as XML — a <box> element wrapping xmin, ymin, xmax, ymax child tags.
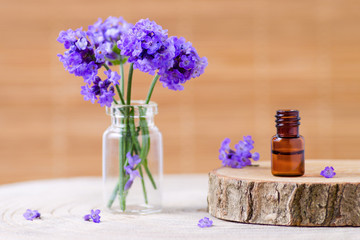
<box><xmin>102</xmin><ymin>100</ymin><xmax>163</xmax><ymax>214</ymax></box>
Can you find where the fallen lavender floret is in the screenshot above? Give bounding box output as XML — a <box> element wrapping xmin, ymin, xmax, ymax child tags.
<box><xmin>23</xmin><ymin>209</ymin><xmax>41</xmax><ymax>221</ymax></box>
<box><xmin>84</xmin><ymin>209</ymin><xmax>101</xmax><ymax>223</ymax></box>
<box><xmin>320</xmin><ymin>166</ymin><xmax>336</xmax><ymax>178</ymax></box>
<box><xmin>198</xmin><ymin>217</ymin><xmax>213</xmax><ymax>228</ymax></box>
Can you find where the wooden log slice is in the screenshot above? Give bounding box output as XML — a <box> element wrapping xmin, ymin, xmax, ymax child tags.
<box><xmin>208</xmin><ymin>160</ymin><xmax>360</xmax><ymax>226</ymax></box>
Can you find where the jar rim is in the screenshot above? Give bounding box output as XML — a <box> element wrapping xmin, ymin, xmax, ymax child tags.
<box><xmin>110</xmin><ymin>100</ymin><xmax>157</xmax><ymax>108</ymax></box>
<box><xmin>106</xmin><ymin>100</ymin><xmax>158</xmax><ymax>116</ymax></box>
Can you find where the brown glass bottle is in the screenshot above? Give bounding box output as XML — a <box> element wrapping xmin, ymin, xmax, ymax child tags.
<box><xmin>271</xmin><ymin>110</ymin><xmax>304</xmax><ymax>177</ymax></box>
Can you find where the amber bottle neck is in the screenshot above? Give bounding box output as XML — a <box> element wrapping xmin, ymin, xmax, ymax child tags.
<box><xmin>277</xmin><ymin>126</ymin><xmax>299</xmax><ymax>138</ymax></box>
<box><xmin>275</xmin><ymin>110</ymin><xmax>300</xmax><ymax>138</ymax></box>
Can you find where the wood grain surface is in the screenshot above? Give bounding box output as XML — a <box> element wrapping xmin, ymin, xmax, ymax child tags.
<box><xmin>0</xmin><ymin>0</ymin><xmax>360</xmax><ymax>183</ymax></box>
<box><xmin>208</xmin><ymin>160</ymin><xmax>360</xmax><ymax>226</ymax></box>
<box><xmin>0</xmin><ymin>175</ymin><xmax>360</xmax><ymax>240</ymax></box>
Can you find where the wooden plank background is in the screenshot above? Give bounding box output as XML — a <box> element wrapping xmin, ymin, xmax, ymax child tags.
<box><xmin>0</xmin><ymin>0</ymin><xmax>359</xmax><ymax>183</ymax></box>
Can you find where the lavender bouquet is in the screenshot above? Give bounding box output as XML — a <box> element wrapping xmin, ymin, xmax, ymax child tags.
<box><xmin>57</xmin><ymin>17</ymin><xmax>207</xmax><ymax>211</ymax></box>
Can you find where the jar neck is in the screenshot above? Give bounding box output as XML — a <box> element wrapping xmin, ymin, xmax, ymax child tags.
<box><xmin>275</xmin><ymin>110</ymin><xmax>300</xmax><ymax>138</ymax></box>
<box><xmin>106</xmin><ymin>100</ymin><xmax>158</xmax><ymax>128</ymax></box>
<box><xmin>111</xmin><ymin>115</ymin><xmax>155</xmax><ymax>128</ymax></box>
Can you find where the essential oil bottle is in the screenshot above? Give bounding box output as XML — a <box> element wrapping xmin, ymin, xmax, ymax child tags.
<box><xmin>271</xmin><ymin>110</ymin><xmax>304</xmax><ymax>176</ymax></box>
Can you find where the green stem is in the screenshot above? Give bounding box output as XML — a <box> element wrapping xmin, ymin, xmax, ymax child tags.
<box><xmin>129</xmin><ymin>113</ymin><xmax>141</xmax><ymax>153</ymax></box>
<box><xmin>108</xmin><ymin>108</ymin><xmax>155</xmax><ymax>208</ymax></box>
<box><xmin>138</xmin><ymin>166</ymin><xmax>148</xmax><ymax>204</ymax></box>
<box><xmin>107</xmin><ymin>182</ymin><xmax>119</xmax><ymax>208</ymax></box>
<box><xmin>119</xmin><ymin>128</ymin><xmax>126</xmax><ymax>211</ymax></box>
<box><xmin>115</xmin><ymin>85</ymin><xmax>125</xmax><ymax>105</ymax></box>
<box><xmin>120</xmin><ymin>60</ymin><xmax>125</xmax><ymax>96</ymax></box>
<box><xmin>109</xmin><ymin>64</ymin><xmax>160</xmax><ymax>210</ymax></box>
<box><xmin>113</xmin><ymin>98</ymin><xmax>118</xmax><ymax>105</ymax></box>
<box><xmin>118</xmin><ymin>107</ymin><xmax>131</xmax><ymax>211</ymax></box>
<box><xmin>143</xmin><ymin>161</ymin><xmax>156</xmax><ymax>189</ymax></box>
<box><xmin>145</xmin><ymin>74</ymin><xmax>160</xmax><ymax>104</ymax></box>
<box><xmin>118</xmin><ymin>66</ymin><xmax>134</xmax><ymax>210</ymax></box>
<box><xmin>139</xmin><ymin>107</ymin><xmax>157</xmax><ymax>189</ymax></box>
<box><xmin>103</xmin><ymin>64</ymin><xmax>110</xmax><ymax>71</ymax></box>
<box><xmin>128</xmin><ymin>109</ymin><xmax>149</xmax><ymax>203</ymax></box>
<box><xmin>104</xmin><ymin>63</ymin><xmax>124</xmax><ymax>105</ymax></box>
<box><xmin>126</xmin><ymin>63</ymin><xmax>134</xmax><ymax>105</ymax></box>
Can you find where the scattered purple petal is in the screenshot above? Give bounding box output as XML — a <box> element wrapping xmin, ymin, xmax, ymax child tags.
<box><xmin>91</xmin><ymin>209</ymin><xmax>101</xmax><ymax>223</ymax></box>
<box><xmin>83</xmin><ymin>214</ymin><xmax>91</xmax><ymax>221</ymax></box>
<box><xmin>198</xmin><ymin>217</ymin><xmax>213</xmax><ymax>228</ymax></box>
<box><xmin>320</xmin><ymin>166</ymin><xmax>336</xmax><ymax>178</ymax></box>
<box><xmin>84</xmin><ymin>209</ymin><xmax>101</xmax><ymax>223</ymax></box>
<box><xmin>23</xmin><ymin>209</ymin><xmax>41</xmax><ymax>221</ymax></box>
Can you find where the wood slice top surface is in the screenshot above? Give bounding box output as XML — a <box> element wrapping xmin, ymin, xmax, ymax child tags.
<box><xmin>208</xmin><ymin>160</ymin><xmax>360</xmax><ymax>227</ymax></box>
<box><xmin>214</xmin><ymin>160</ymin><xmax>359</xmax><ymax>183</ymax></box>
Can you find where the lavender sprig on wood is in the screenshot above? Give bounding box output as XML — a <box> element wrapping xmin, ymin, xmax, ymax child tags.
<box><xmin>219</xmin><ymin>136</ymin><xmax>260</xmax><ymax>168</ymax></box>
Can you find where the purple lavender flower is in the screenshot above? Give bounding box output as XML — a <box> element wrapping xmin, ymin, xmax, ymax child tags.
<box><xmin>123</xmin><ymin>152</ymin><xmax>142</xmax><ymax>190</ymax></box>
<box><xmin>97</xmin><ymin>86</ymin><xmax>115</xmax><ymax>107</ymax></box>
<box><xmin>80</xmin><ymin>84</ymin><xmax>97</xmax><ymax>103</ymax></box>
<box><xmin>104</xmin><ymin>69</ymin><xmax>121</xmax><ymax>85</ymax></box>
<box><xmin>87</xmin><ymin>16</ymin><xmax>132</xmax><ymax>66</ymax></box>
<box><xmin>220</xmin><ymin>138</ymin><xmax>231</xmax><ymax>151</ymax></box>
<box><xmin>235</xmin><ymin>136</ymin><xmax>254</xmax><ymax>152</ymax></box>
<box><xmin>198</xmin><ymin>217</ymin><xmax>213</xmax><ymax>228</ymax></box>
<box><xmin>252</xmin><ymin>152</ymin><xmax>260</xmax><ymax>161</ymax></box>
<box><xmin>239</xmin><ymin>155</ymin><xmax>252</xmax><ymax>167</ymax></box>
<box><xmin>218</xmin><ymin>138</ymin><xmax>230</xmax><ymax>161</ymax></box>
<box><xmin>158</xmin><ymin>36</ymin><xmax>207</xmax><ymax>91</ymax></box>
<box><xmin>57</xmin><ymin>17</ymin><xmax>132</xmax><ymax>107</ymax></box>
<box><xmin>118</xmin><ymin>18</ymin><xmax>175</xmax><ymax>75</ymax></box>
<box><xmin>124</xmin><ymin>166</ymin><xmax>141</xmax><ymax>190</ymax></box>
<box><xmin>57</xmin><ymin>28</ymin><xmax>102</xmax><ymax>83</ymax></box>
<box><xmin>75</xmin><ymin>37</ymin><xmax>88</xmax><ymax>50</ymax></box>
<box><xmin>86</xmin><ymin>19</ymin><xmax>104</xmax><ymax>44</ymax></box>
<box><xmin>126</xmin><ymin>152</ymin><xmax>141</xmax><ymax>168</ymax></box>
<box><xmin>95</xmin><ymin>45</ymin><xmax>106</xmax><ymax>63</ymax></box>
<box><xmin>84</xmin><ymin>209</ymin><xmax>101</xmax><ymax>223</ymax></box>
<box><xmin>320</xmin><ymin>166</ymin><xmax>336</xmax><ymax>178</ymax></box>
<box><xmin>219</xmin><ymin>139</ymin><xmax>246</xmax><ymax>168</ymax></box>
<box><xmin>219</xmin><ymin>136</ymin><xmax>260</xmax><ymax>168</ymax></box>
<box><xmin>80</xmin><ymin>74</ymin><xmax>117</xmax><ymax>107</ymax></box>
<box><xmin>243</xmin><ymin>135</ymin><xmax>254</xmax><ymax>145</ymax></box>
<box><xmin>88</xmin><ymin>17</ymin><xmax>132</xmax><ymax>45</ymax></box>
<box><xmin>23</xmin><ymin>209</ymin><xmax>41</xmax><ymax>221</ymax></box>
<box><xmin>57</xmin><ymin>29</ymin><xmax>77</xmax><ymax>49</ymax></box>
<box><xmin>79</xmin><ymin>62</ymin><xmax>98</xmax><ymax>83</ymax></box>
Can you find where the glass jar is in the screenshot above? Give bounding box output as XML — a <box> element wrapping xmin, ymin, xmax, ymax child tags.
<box><xmin>103</xmin><ymin>100</ymin><xmax>163</xmax><ymax>213</ymax></box>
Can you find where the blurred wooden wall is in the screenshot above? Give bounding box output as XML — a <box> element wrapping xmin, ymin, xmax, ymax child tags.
<box><xmin>0</xmin><ymin>0</ymin><xmax>359</xmax><ymax>183</ymax></box>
